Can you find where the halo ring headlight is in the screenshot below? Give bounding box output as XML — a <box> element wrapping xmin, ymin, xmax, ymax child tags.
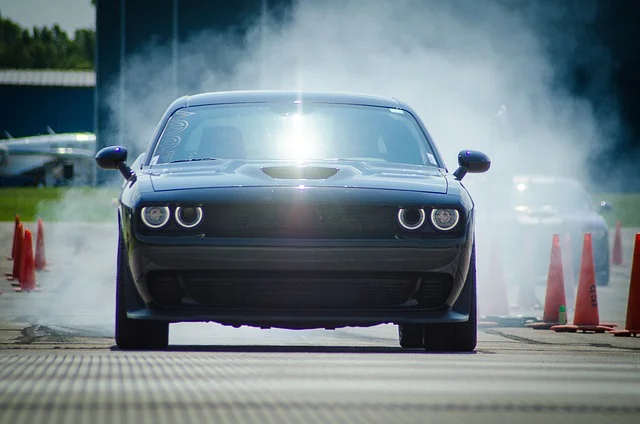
<box><xmin>430</xmin><ymin>208</ymin><xmax>460</xmax><ymax>231</ymax></box>
<box><xmin>175</xmin><ymin>206</ymin><xmax>203</xmax><ymax>229</ymax></box>
<box><xmin>141</xmin><ymin>206</ymin><xmax>170</xmax><ymax>229</ymax></box>
<box><xmin>397</xmin><ymin>208</ymin><xmax>426</xmax><ymax>231</ymax></box>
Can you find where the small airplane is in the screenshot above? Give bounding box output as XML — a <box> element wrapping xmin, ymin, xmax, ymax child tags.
<box><xmin>0</xmin><ymin>129</ymin><xmax>97</xmax><ymax>187</ymax></box>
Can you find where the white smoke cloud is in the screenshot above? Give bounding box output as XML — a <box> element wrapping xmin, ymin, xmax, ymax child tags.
<box><xmin>25</xmin><ymin>0</ymin><xmax>623</xmax><ymax>335</ymax></box>
<box><xmin>113</xmin><ymin>0</ymin><xmax>619</xmax><ymax>182</ymax></box>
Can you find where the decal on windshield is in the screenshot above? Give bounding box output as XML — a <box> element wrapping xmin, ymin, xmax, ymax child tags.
<box><xmin>427</xmin><ymin>153</ymin><xmax>437</xmax><ymax>165</ymax></box>
<box><xmin>154</xmin><ymin>110</ymin><xmax>194</xmax><ymax>162</ymax></box>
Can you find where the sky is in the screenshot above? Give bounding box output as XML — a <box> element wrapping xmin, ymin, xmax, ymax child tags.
<box><xmin>0</xmin><ymin>0</ymin><xmax>95</xmax><ymax>35</ymax></box>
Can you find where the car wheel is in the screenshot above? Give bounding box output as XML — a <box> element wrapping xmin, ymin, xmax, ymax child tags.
<box><xmin>115</xmin><ymin>230</ymin><xmax>169</xmax><ymax>350</ymax></box>
<box><xmin>422</xmin><ymin>244</ymin><xmax>477</xmax><ymax>352</ymax></box>
<box><xmin>398</xmin><ymin>324</ymin><xmax>423</xmax><ymax>348</ymax></box>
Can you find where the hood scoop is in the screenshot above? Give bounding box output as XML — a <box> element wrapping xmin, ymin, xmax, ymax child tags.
<box><xmin>261</xmin><ymin>166</ymin><xmax>339</xmax><ymax>180</ymax></box>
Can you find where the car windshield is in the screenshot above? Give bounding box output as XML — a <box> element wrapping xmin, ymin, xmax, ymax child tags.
<box><xmin>511</xmin><ymin>179</ymin><xmax>593</xmax><ymax>211</ymax></box>
<box><xmin>149</xmin><ymin>103</ymin><xmax>438</xmax><ymax>166</ymax></box>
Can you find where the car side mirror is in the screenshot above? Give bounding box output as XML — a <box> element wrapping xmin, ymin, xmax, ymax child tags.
<box><xmin>453</xmin><ymin>150</ymin><xmax>491</xmax><ymax>180</ymax></box>
<box><xmin>95</xmin><ymin>145</ymin><xmax>135</xmax><ymax>181</ymax></box>
<box><xmin>599</xmin><ymin>201</ymin><xmax>613</xmax><ymax>213</ymax></box>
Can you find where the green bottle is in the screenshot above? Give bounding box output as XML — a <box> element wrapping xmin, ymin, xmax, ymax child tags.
<box><xmin>558</xmin><ymin>305</ymin><xmax>567</xmax><ymax>325</ymax></box>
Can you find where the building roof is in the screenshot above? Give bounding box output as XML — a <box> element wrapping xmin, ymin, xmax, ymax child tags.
<box><xmin>0</xmin><ymin>69</ymin><xmax>95</xmax><ymax>87</ymax></box>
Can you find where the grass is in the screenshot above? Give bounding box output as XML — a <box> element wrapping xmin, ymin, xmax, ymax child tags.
<box><xmin>1</xmin><ymin>187</ymin><xmax>639</xmax><ymax>226</ymax></box>
<box><xmin>0</xmin><ymin>187</ymin><xmax>120</xmax><ymax>222</ymax></box>
<box><xmin>594</xmin><ymin>193</ymin><xmax>640</xmax><ymax>228</ymax></box>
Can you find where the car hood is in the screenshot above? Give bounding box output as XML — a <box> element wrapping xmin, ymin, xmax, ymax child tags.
<box><xmin>147</xmin><ymin>160</ymin><xmax>448</xmax><ymax>194</ymax></box>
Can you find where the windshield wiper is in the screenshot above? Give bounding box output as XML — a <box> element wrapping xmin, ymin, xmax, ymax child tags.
<box><xmin>169</xmin><ymin>157</ymin><xmax>219</xmax><ymax>163</ymax></box>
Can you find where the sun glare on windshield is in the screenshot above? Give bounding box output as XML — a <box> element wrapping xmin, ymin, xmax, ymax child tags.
<box><xmin>279</xmin><ymin>113</ymin><xmax>322</xmax><ymax>161</ymax></box>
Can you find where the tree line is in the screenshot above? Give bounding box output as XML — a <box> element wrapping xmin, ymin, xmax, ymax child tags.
<box><xmin>0</xmin><ymin>11</ymin><xmax>95</xmax><ymax>69</ymax></box>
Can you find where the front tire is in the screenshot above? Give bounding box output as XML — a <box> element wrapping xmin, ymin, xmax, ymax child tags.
<box><xmin>116</xmin><ymin>231</ymin><xmax>169</xmax><ymax>350</ymax></box>
<box><xmin>422</xmin><ymin>245</ymin><xmax>477</xmax><ymax>352</ymax></box>
<box><xmin>398</xmin><ymin>324</ymin><xmax>423</xmax><ymax>348</ymax></box>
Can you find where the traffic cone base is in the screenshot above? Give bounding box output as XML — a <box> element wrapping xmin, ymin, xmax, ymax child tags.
<box><xmin>526</xmin><ymin>322</ymin><xmax>558</xmax><ymax>330</ymax></box>
<box><xmin>13</xmin><ymin>287</ymin><xmax>42</xmax><ymax>293</ymax></box>
<box><xmin>482</xmin><ymin>315</ymin><xmax>541</xmax><ymax>327</ymax></box>
<box><xmin>551</xmin><ymin>324</ymin><xmax>614</xmax><ymax>333</ymax></box>
<box><xmin>479</xmin><ymin>240</ymin><xmax>510</xmax><ymax>317</ymax></box>
<box><xmin>612</xmin><ymin>329</ymin><xmax>639</xmax><ymax>337</ymax></box>
<box><xmin>478</xmin><ymin>321</ymin><xmax>500</xmax><ymax>328</ymax></box>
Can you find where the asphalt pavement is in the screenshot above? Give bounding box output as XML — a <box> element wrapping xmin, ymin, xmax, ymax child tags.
<box><xmin>0</xmin><ymin>222</ymin><xmax>639</xmax><ymax>424</ymax></box>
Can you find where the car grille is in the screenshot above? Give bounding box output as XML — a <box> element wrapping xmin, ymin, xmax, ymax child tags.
<box><xmin>203</xmin><ymin>203</ymin><xmax>399</xmax><ymax>238</ymax></box>
<box><xmin>157</xmin><ymin>271</ymin><xmax>453</xmax><ymax>310</ymax></box>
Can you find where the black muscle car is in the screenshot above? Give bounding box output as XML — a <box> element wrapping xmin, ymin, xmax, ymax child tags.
<box><xmin>96</xmin><ymin>90</ymin><xmax>490</xmax><ymax>351</ymax></box>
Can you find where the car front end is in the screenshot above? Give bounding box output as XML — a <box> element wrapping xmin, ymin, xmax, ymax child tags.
<box><xmin>96</xmin><ymin>90</ymin><xmax>491</xmax><ymax>350</ymax></box>
<box><xmin>120</xmin><ymin>170</ymin><xmax>475</xmax><ymax>329</ymax></box>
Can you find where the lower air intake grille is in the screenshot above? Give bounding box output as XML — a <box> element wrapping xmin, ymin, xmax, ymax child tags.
<box><xmin>181</xmin><ymin>271</ymin><xmax>418</xmax><ymax>309</ymax></box>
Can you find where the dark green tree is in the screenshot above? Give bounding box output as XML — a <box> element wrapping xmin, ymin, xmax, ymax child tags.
<box><xmin>0</xmin><ymin>10</ymin><xmax>95</xmax><ymax>69</ymax></box>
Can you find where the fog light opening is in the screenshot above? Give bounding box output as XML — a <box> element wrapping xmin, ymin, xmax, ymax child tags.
<box><xmin>149</xmin><ymin>274</ymin><xmax>184</xmax><ymax>307</ymax></box>
<box><xmin>397</xmin><ymin>208</ymin><xmax>426</xmax><ymax>231</ymax></box>
<box><xmin>175</xmin><ymin>206</ymin><xmax>203</xmax><ymax>229</ymax></box>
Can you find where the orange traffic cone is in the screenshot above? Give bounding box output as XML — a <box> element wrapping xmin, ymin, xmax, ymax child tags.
<box><xmin>35</xmin><ymin>218</ymin><xmax>47</xmax><ymax>271</ymax></box>
<box><xmin>478</xmin><ymin>240</ymin><xmax>540</xmax><ymax>327</ymax></box>
<box><xmin>517</xmin><ymin>235</ymin><xmax>541</xmax><ymax>309</ymax></box>
<box><xmin>484</xmin><ymin>240</ymin><xmax>510</xmax><ymax>315</ymax></box>
<box><xmin>528</xmin><ymin>234</ymin><xmax>567</xmax><ymax>330</ymax></box>
<box><xmin>562</xmin><ymin>233</ymin><xmax>576</xmax><ymax>310</ymax></box>
<box><xmin>16</xmin><ymin>230</ymin><xmax>37</xmax><ymax>292</ymax></box>
<box><xmin>552</xmin><ymin>233</ymin><xmax>616</xmax><ymax>333</ymax></box>
<box><xmin>7</xmin><ymin>223</ymin><xmax>24</xmax><ymax>285</ymax></box>
<box><xmin>612</xmin><ymin>220</ymin><xmax>623</xmax><ymax>265</ymax></box>
<box><xmin>478</xmin><ymin>240</ymin><xmax>509</xmax><ymax>328</ymax></box>
<box><xmin>8</xmin><ymin>214</ymin><xmax>19</xmax><ymax>260</ymax></box>
<box><xmin>612</xmin><ymin>233</ymin><xmax>640</xmax><ymax>337</ymax></box>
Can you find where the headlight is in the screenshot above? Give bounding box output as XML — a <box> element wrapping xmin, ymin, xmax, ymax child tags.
<box><xmin>430</xmin><ymin>208</ymin><xmax>460</xmax><ymax>231</ymax></box>
<box><xmin>141</xmin><ymin>206</ymin><xmax>170</xmax><ymax>229</ymax></box>
<box><xmin>397</xmin><ymin>208</ymin><xmax>426</xmax><ymax>231</ymax></box>
<box><xmin>175</xmin><ymin>206</ymin><xmax>203</xmax><ymax>229</ymax></box>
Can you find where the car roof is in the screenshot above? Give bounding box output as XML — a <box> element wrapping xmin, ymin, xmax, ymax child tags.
<box><xmin>184</xmin><ymin>90</ymin><xmax>404</xmax><ymax>109</ymax></box>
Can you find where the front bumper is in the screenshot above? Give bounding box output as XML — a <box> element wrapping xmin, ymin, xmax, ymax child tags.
<box><xmin>125</xmin><ymin>237</ymin><xmax>474</xmax><ymax>327</ymax></box>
